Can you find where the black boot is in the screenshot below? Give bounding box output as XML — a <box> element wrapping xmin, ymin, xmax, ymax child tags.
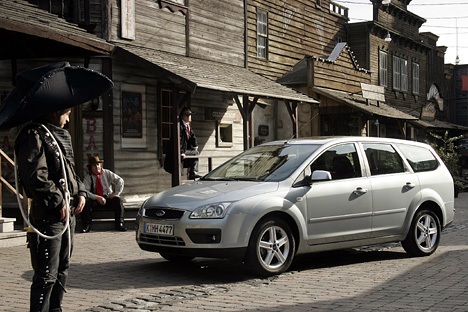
<box><xmin>82</xmin><ymin>224</ymin><xmax>91</xmax><ymax>233</ymax></box>
<box><xmin>116</xmin><ymin>221</ymin><xmax>127</xmax><ymax>231</ymax></box>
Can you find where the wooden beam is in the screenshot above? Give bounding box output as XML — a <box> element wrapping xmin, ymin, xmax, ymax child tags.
<box><xmin>171</xmin><ymin>88</ymin><xmax>182</xmax><ymax>187</ymax></box>
<box><xmin>102</xmin><ymin>58</ymin><xmax>114</xmax><ymax>172</ymax></box>
<box><xmin>0</xmin><ymin>19</ymin><xmax>114</xmax><ymax>55</ymax></box>
<box><xmin>285</xmin><ymin>101</ymin><xmax>299</xmax><ymax>138</ymax></box>
<box><xmin>234</xmin><ymin>95</ymin><xmax>258</xmax><ymax>150</ymax></box>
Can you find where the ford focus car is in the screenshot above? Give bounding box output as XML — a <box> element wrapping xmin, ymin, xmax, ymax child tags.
<box><xmin>136</xmin><ymin>137</ymin><xmax>455</xmax><ymax>276</ymax></box>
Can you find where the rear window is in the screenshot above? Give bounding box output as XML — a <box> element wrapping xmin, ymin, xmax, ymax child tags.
<box><xmin>398</xmin><ymin>144</ymin><xmax>439</xmax><ymax>172</ymax></box>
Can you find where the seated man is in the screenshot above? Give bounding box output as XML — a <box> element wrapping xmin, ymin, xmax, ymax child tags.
<box><xmin>82</xmin><ymin>156</ymin><xmax>127</xmax><ymax>232</ymax></box>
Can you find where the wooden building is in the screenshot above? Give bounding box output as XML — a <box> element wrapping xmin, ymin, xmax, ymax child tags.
<box><xmin>245</xmin><ymin>0</ymin><xmax>349</xmax><ymax>140</ymax></box>
<box><xmin>0</xmin><ymin>0</ymin><xmax>317</xmax><ymax>218</ymax></box>
<box><xmin>347</xmin><ymin>0</ymin><xmax>467</xmax><ymax>141</ymax></box>
<box><xmin>246</xmin><ymin>0</ymin><xmax>418</xmax><ymax>138</ymax></box>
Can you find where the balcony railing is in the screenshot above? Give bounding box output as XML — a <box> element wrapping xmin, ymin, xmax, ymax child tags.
<box><xmin>0</xmin><ymin>149</ymin><xmax>29</xmax><ymax>221</ymax></box>
<box><xmin>330</xmin><ymin>1</ymin><xmax>349</xmax><ymax>19</ymax></box>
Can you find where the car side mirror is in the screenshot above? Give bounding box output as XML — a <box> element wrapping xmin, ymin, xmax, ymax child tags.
<box><xmin>311</xmin><ymin>170</ymin><xmax>332</xmax><ymax>182</ymax></box>
<box><xmin>293</xmin><ymin>170</ymin><xmax>332</xmax><ymax>187</ymax></box>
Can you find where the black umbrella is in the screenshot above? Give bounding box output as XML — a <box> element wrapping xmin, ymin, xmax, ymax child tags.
<box><xmin>0</xmin><ymin>61</ymin><xmax>113</xmax><ymax>130</ymax></box>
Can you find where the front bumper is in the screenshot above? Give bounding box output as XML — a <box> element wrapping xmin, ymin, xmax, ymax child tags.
<box><xmin>137</xmin><ymin>242</ymin><xmax>246</xmax><ymax>259</ymax></box>
<box><xmin>135</xmin><ymin>208</ymin><xmax>252</xmax><ymax>259</ymax></box>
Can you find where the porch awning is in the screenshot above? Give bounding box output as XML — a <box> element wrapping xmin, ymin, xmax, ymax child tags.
<box><xmin>115</xmin><ymin>44</ymin><xmax>318</xmax><ymax>104</ymax></box>
<box><xmin>396</xmin><ymin>106</ymin><xmax>468</xmax><ymax>131</ymax></box>
<box><xmin>313</xmin><ymin>87</ymin><xmax>417</xmax><ymax>120</ymax></box>
<box><xmin>0</xmin><ymin>0</ymin><xmax>115</xmax><ymax>59</ymax></box>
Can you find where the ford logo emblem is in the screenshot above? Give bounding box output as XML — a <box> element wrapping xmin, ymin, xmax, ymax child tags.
<box><xmin>155</xmin><ymin>210</ymin><xmax>166</xmax><ymax>217</ymax></box>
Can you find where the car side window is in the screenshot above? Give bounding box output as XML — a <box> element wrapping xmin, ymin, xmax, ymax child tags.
<box><xmin>363</xmin><ymin>143</ymin><xmax>405</xmax><ymax>175</ymax></box>
<box><xmin>397</xmin><ymin>144</ymin><xmax>439</xmax><ymax>172</ymax></box>
<box><xmin>310</xmin><ymin>144</ymin><xmax>361</xmax><ymax>180</ymax></box>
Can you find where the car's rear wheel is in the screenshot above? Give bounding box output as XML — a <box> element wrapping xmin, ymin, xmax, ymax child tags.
<box><xmin>159</xmin><ymin>252</ymin><xmax>195</xmax><ymax>262</ymax></box>
<box><xmin>401</xmin><ymin>209</ymin><xmax>440</xmax><ymax>256</ymax></box>
<box><xmin>245</xmin><ymin>217</ymin><xmax>295</xmax><ymax>276</ymax></box>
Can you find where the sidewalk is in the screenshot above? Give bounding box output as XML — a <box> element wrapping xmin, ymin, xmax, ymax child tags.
<box><xmin>0</xmin><ymin>193</ymin><xmax>467</xmax><ymax>311</ymax></box>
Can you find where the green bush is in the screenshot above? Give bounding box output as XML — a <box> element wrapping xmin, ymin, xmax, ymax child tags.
<box><xmin>429</xmin><ymin>131</ymin><xmax>462</xmax><ymax>177</ymax></box>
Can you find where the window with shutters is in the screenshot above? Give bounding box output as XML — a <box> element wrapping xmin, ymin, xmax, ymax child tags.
<box><xmin>392</xmin><ymin>55</ymin><xmax>408</xmax><ymax>92</ymax></box>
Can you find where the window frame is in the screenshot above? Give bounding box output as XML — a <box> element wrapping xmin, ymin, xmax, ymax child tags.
<box><xmin>159</xmin><ymin>88</ymin><xmax>173</xmax><ymax>157</ymax></box>
<box><xmin>216</xmin><ymin>121</ymin><xmax>233</xmax><ymax>147</ymax></box>
<box><xmin>400</xmin><ymin>58</ymin><xmax>408</xmax><ymax>92</ymax></box>
<box><xmin>379</xmin><ymin>50</ymin><xmax>388</xmax><ymax>87</ymax></box>
<box><xmin>392</xmin><ymin>55</ymin><xmax>408</xmax><ymax>93</ymax></box>
<box><xmin>412</xmin><ymin>62</ymin><xmax>420</xmax><ymax>95</ymax></box>
<box><xmin>392</xmin><ymin>55</ymin><xmax>401</xmax><ymax>91</ymax></box>
<box><xmin>257</xmin><ymin>9</ymin><xmax>268</xmax><ymax>59</ymax></box>
<box><xmin>363</xmin><ymin>143</ymin><xmax>406</xmax><ymax>176</ymax></box>
<box><xmin>306</xmin><ymin>143</ymin><xmax>362</xmax><ymax>181</ymax></box>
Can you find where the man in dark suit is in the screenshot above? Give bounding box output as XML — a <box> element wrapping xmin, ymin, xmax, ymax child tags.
<box><xmin>164</xmin><ymin>108</ymin><xmax>200</xmax><ymax>179</ymax></box>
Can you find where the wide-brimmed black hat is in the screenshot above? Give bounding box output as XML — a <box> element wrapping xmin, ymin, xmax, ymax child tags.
<box><xmin>0</xmin><ymin>61</ymin><xmax>113</xmax><ymax>130</ymax></box>
<box><xmin>180</xmin><ymin>107</ymin><xmax>195</xmax><ymax>116</ymax></box>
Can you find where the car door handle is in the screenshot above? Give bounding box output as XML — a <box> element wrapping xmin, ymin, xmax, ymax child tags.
<box><xmin>353</xmin><ymin>187</ymin><xmax>368</xmax><ymax>196</ymax></box>
<box><xmin>405</xmin><ymin>182</ymin><xmax>416</xmax><ymax>189</ymax></box>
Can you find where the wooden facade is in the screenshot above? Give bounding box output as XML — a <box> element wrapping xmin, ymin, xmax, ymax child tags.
<box><xmin>247</xmin><ymin>0</ymin><xmax>348</xmax><ymax>80</ymax></box>
<box><xmin>76</xmin><ymin>0</ymin><xmax>248</xmax><ymax>195</ymax></box>
<box><xmin>246</xmin><ymin>0</ymin><xmax>349</xmax><ymax>140</ymax></box>
<box><xmin>346</xmin><ymin>0</ymin><xmax>461</xmax><ymax>140</ymax></box>
<box><xmin>0</xmin><ymin>0</ymin><xmax>318</xmax><ymax>212</ymax></box>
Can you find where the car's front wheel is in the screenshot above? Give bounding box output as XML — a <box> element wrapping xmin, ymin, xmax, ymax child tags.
<box><xmin>245</xmin><ymin>217</ymin><xmax>295</xmax><ymax>276</ymax></box>
<box><xmin>401</xmin><ymin>209</ymin><xmax>441</xmax><ymax>256</ymax></box>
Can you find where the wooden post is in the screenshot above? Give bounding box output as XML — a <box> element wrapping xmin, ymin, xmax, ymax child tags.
<box><xmin>285</xmin><ymin>100</ymin><xmax>299</xmax><ymax>138</ymax></box>
<box><xmin>0</xmin><ymin>153</ymin><xmax>2</xmax><ymax>218</ymax></box>
<box><xmin>171</xmin><ymin>88</ymin><xmax>182</xmax><ymax>187</ymax></box>
<box><xmin>234</xmin><ymin>95</ymin><xmax>258</xmax><ymax>151</ymax></box>
<box><xmin>102</xmin><ymin>58</ymin><xmax>115</xmax><ymax>172</ymax></box>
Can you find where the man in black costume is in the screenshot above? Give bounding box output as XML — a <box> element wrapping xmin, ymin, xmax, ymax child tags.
<box><xmin>164</xmin><ymin>108</ymin><xmax>200</xmax><ymax>179</ymax></box>
<box><xmin>1</xmin><ymin>62</ymin><xmax>112</xmax><ymax>312</ymax></box>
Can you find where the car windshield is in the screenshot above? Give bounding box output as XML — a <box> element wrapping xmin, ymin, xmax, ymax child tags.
<box><xmin>203</xmin><ymin>143</ymin><xmax>320</xmax><ymax>182</ymax></box>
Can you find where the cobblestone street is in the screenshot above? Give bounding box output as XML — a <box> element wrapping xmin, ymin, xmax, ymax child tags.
<box><xmin>1</xmin><ymin>193</ymin><xmax>468</xmax><ymax>312</ymax></box>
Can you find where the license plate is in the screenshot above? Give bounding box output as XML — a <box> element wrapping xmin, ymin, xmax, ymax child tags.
<box><xmin>144</xmin><ymin>223</ymin><xmax>174</xmax><ymax>236</ymax></box>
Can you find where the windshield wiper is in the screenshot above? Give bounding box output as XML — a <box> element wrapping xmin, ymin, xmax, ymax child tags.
<box><xmin>202</xmin><ymin>177</ymin><xmax>238</xmax><ymax>181</ymax></box>
<box><xmin>229</xmin><ymin>177</ymin><xmax>261</xmax><ymax>181</ymax></box>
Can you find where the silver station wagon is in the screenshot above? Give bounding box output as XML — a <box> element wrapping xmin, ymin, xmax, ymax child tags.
<box><xmin>136</xmin><ymin>137</ymin><xmax>455</xmax><ymax>276</ymax></box>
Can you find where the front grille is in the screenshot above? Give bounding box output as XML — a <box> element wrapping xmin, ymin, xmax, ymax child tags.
<box><xmin>139</xmin><ymin>234</ymin><xmax>186</xmax><ymax>246</ymax></box>
<box><xmin>144</xmin><ymin>207</ymin><xmax>185</xmax><ymax>220</ymax></box>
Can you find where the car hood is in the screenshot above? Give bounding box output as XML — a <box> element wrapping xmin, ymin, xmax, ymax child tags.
<box><xmin>144</xmin><ymin>181</ymin><xmax>279</xmax><ymax>210</ymax></box>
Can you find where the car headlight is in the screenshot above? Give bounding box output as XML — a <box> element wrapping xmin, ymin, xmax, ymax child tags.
<box><xmin>190</xmin><ymin>202</ymin><xmax>233</xmax><ymax>219</ymax></box>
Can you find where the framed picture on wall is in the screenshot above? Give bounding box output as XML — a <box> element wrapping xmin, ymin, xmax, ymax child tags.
<box><xmin>122</xmin><ymin>91</ymin><xmax>143</xmax><ymax>138</ymax></box>
<box><xmin>121</xmin><ymin>84</ymin><xmax>146</xmax><ymax>148</ymax></box>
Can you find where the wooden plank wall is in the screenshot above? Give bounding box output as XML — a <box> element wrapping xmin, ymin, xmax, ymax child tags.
<box><xmin>369</xmin><ymin>34</ymin><xmax>427</xmax><ymax>111</ymax></box>
<box><xmin>347</xmin><ymin>24</ymin><xmax>369</xmax><ymax>70</ymax></box>
<box><xmin>111</xmin><ymin>59</ymin><xmax>171</xmax><ymax>199</ymax></box>
<box><xmin>379</xmin><ymin>2</ymin><xmax>422</xmax><ymax>42</ymax></box>
<box><xmin>312</xmin><ymin>52</ymin><xmax>371</xmax><ymax>94</ymax></box>
<box><xmin>109</xmin><ymin>0</ymin><xmax>187</xmax><ymax>55</ymax></box>
<box><xmin>247</xmin><ymin>0</ymin><xmax>348</xmax><ymax>80</ymax></box>
<box><xmin>190</xmin><ymin>89</ymin><xmax>245</xmax><ymax>172</ymax></box>
<box><xmin>103</xmin><ymin>0</ymin><xmax>245</xmax><ymax>66</ymax></box>
<box><xmin>189</xmin><ymin>0</ymin><xmax>245</xmax><ymax>66</ymax></box>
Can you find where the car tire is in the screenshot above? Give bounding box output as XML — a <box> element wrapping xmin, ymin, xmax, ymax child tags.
<box><xmin>159</xmin><ymin>252</ymin><xmax>195</xmax><ymax>262</ymax></box>
<box><xmin>401</xmin><ymin>209</ymin><xmax>441</xmax><ymax>256</ymax></box>
<box><xmin>245</xmin><ymin>217</ymin><xmax>295</xmax><ymax>276</ymax></box>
